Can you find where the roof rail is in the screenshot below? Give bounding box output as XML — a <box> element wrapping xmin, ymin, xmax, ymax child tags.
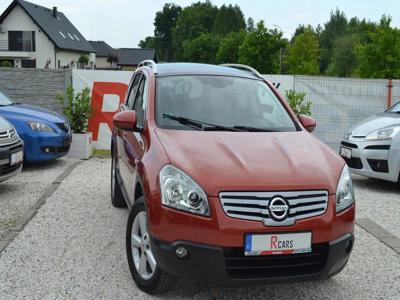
<box><xmin>138</xmin><ymin>60</ymin><xmax>158</xmax><ymax>74</ymax></box>
<box><xmin>220</xmin><ymin>64</ymin><xmax>263</xmax><ymax>79</ymax></box>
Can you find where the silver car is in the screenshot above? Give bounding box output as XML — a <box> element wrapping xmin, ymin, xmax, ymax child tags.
<box><xmin>0</xmin><ymin>116</ymin><xmax>23</xmax><ymax>182</ymax></box>
<box><xmin>340</xmin><ymin>102</ymin><xmax>400</xmax><ymax>182</ymax></box>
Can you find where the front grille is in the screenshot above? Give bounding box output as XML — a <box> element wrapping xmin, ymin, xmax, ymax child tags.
<box><xmin>40</xmin><ymin>145</ymin><xmax>70</xmax><ymax>154</ymax></box>
<box><xmin>219</xmin><ymin>190</ymin><xmax>328</xmax><ymax>226</ymax></box>
<box><xmin>0</xmin><ymin>161</ymin><xmax>21</xmax><ymax>176</ymax></box>
<box><xmin>367</xmin><ymin>159</ymin><xmax>389</xmax><ymax>173</ymax></box>
<box><xmin>224</xmin><ymin>243</ymin><xmax>328</xmax><ymax>279</ymax></box>
<box><xmin>0</xmin><ymin>128</ymin><xmax>16</xmax><ymax>139</ymax></box>
<box><xmin>341</xmin><ymin>141</ymin><xmax>358</xmax><ymax>149</ymax></box>
<box><xmin>56</xmin><ymin>122</ymin><xmax>69</xmax><ymax>133</ymax></box>
<box><xmin>343</xmin><ymin>157</ymin><xmax>363</xmax><ymax>169</ymax></box>
<box><xmin>364</xmin><ymin>145</ymin><xmax>390</xmax><ymax>150</ymax></box>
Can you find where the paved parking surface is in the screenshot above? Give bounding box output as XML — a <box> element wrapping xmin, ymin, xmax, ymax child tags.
<box><xmin>0</xmin><ymin>158</ymin><xmax>399</xmax><ymax>299</ymax></box>
<box><xmin>0</xmin><ymin>158</ymin><xmax>77</xmax><ymax>241</ymax></box>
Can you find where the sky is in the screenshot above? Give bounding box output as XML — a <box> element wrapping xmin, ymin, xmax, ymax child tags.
<box><xmin>1</xmin><ymin>0</ymin><xmax>400</xmax><ymax>48</ymax></box>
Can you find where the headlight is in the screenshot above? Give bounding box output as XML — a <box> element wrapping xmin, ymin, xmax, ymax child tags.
<box><xmin>27</xmin><ymin>121</ymin><xmax>55</xmax><ymax>132</ymax></box>
<box><xmin>159</xmin><ymin>165</ymin><xmax>210</xmax><ymax>216</ymax></box>
<box><xmin>365</xmin><ymin>126</ymin><xmax>400</xmax><ymax>141</ymax></box>
<box><xmin>336</xmin><ymin>165</ymin><xmax>355</xmax><ymax>213</ymax></box>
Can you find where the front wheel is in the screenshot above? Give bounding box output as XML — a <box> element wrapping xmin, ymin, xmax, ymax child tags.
<box><xmin>126</xmin><ymin>197</ymin><xmax>176</xmax><ymax>294</ymax></box>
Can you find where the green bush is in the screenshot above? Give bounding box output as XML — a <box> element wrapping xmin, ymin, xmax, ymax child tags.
<box><xmin>78</xmin><ymin>54</ymin><xmax>89</xmax><ymax>65</ymax></box>
<box><xmin>285</xmin><ymin>89</ymin><xmax>312</xmax><ymax>116</ymax></box>
<box><xmin>1</xmin><ymin>61</ymin><xmax>12</xmax><ymax>68</ymax></box>
<box><xmin>57</xmin><ymin>85</ymin><xmax>92</xmax><ymax>134</ymax></box>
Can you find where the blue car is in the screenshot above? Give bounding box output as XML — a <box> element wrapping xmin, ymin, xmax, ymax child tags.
<box><xmin>0</xmin><ymin>90</ymin><xmax>72</xmax><ymax>163</ymax></box>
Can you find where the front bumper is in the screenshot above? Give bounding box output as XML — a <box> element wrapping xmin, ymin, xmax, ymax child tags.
<box><xmin>340</xmin><ymin>139</ymin><xmax>399</xmax><ymax>182</ymax></box>
<box><xmin>0</xmin><ymin>140</ymin><xmax>23</xmax><ymax>182</ymax></box>
<box><xmin>151</xmin><ymin>233</ymin><xmax>354</xmax><ymax>286</ymax></box>
<box><xmin>21</xmin><ymin>132</ymin><xmax>72</xmax><ymax>162</ymax></box>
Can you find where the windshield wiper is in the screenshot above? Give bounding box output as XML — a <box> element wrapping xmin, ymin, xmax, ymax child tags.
<box><xmin>233</xmin><ymin>125</ymin><xmax>277</xmax><ymax>132</ymax></box>
<box><xmin>163</xmin><ymin>114</ymin><xmax>245</xmax><ymax>132</ymax></box>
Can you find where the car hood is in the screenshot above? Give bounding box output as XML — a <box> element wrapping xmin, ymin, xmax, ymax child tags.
<box><xmin>155</xmin><ymin>129</ymin><xmax>344</xmax><ymax>196</ymax></box>
<box><xmin>0</xmin><ymin>116</ymin><xmax>13</xmax><ymax>131</ymax></box>
<box><xmin>350</xmin><ymin>113</ymin><xmax>400</xmax><ymax>137</ymax></box>
<box><xmin>0</xmin><ymin>104</ymin><xmax>65</xmax><ymax>123</ymax></box>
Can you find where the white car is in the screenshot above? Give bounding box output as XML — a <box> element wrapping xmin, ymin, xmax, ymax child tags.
<box><xmin>340</xmin><ymin>102</ymin><xmax>400</xmax><ymax>182</ymax></box>
<box><xmin>0</xmin><ymin>116</ymin><xmax>23</xmax><ymax>182</ymax></box>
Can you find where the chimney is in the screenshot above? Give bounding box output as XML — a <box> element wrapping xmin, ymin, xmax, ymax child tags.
<box><xmin>53</xmin><ymin>7</ymin><xmax>58</xmax><ymax>18</ymax></box>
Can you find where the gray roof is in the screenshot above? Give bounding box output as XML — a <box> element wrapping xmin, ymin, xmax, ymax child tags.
<box><xmin>89</xmin><ymin>41</ymin><xmax>116</xmax><ymax>57</ymax></box>
<box><xmin>117</xmin><ymin>48</ymin><xmax>157</xmax><ymax>66</ymax></box>
<box><xmin>0</xmin><ymin>0</ymin><xmax>95</xmax><ymax>53</ymax></box>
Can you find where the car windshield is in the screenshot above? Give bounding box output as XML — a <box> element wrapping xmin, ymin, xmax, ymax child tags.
<box><xmin>156</xmin><ymin>75</ymin><xmax>297</xmax><ymax>132</ymax></box>
<box><xmin>0</xmin><ymin>91</ymin><xmax>13</xmax><ymax>106</ymax></box>
<box><xmin>387</xmin><ymin>102</ymin><xmax>400</xmax><ymax>113</ymax></box>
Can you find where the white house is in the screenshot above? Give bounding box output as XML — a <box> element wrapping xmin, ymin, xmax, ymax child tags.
<box><xmin>0</xmin><ymin>0</ymin><xmax>96</xmax><ymax>69</ymax></box>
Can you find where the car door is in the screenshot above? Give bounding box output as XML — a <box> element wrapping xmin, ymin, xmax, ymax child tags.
<box><xmin>120</xmin><ymin>73</ymin><xmax>148</xmax><ymax>206</ymax></box>
<box><xmin>117</xmin><ymin>73</ymin><xmax>141</xmax><ymax>199</ymax></box>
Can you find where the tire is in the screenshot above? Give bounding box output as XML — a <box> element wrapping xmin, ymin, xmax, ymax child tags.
<box><xmin>111</xmin><ymin>153</ymin><xmax>126</xmax><ymax>207</ymax></box>
<box><xmin>126</xmin><ymin>197</ymin><xmax>176</xmax><ymax>294</ymax></box>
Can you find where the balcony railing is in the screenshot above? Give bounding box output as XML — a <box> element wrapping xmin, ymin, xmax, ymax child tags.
<box><xmin>0</xmin><ymin>40</ymin><xmax>34</xmax><ymax>51</ymax></box>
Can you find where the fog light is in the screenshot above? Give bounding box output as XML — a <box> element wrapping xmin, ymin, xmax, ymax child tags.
<box><xmin>45</xmin><ymin>148</ymin><xmax>50</xmax><ymax>153</ymax></box>
<box><xmin>175</xmin><ymin>246</ymin><xmax>188</xmax><ymax>259</ymax></box>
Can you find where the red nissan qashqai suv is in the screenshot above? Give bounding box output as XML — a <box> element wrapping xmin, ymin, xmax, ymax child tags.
<box><xmin>111</xmin><ymin>61</ymin><xmax>355</xmax><ymax>294</ymax></box>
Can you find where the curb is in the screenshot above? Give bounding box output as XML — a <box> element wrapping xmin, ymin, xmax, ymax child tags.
<box><xmin>0</xmin><ymin>160</ymin><xmax>81</xmax><ymax>254</ymax></box>
<box><xmin>356</xmin><ymin>218</ymin><xmax>400</xmax><ymax>255</ymax></box>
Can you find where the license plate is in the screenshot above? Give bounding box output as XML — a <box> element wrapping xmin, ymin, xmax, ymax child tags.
<box><xmin>244</xmin><ymin>232</ymin><xmax>312</xmax><ymax>256</ymax></box>
<box><xmin>10</xmin><ymin>150</ymin><xmax>23</xmax><ymax>166</ymax></box>
<box><xmin>340</xmin><ymin>146</ymin><xmax>352</xmax><ymax>159</ymax></box>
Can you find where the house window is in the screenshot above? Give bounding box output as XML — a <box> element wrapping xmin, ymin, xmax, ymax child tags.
<box><xmin>58</xmin><ymin>60</ymin><xmax>61</xmax><ymax>69</ymax></box>
<box><xmin>67</xmin><ymin>33</ymin><xmax>74</xmax><ymax>40</ymax></box>
<box><xmin>59</xmin><ymin>31</ymin><xmax>66</xmax><ymax>39</ymax></box>
<box><xmin>8</xmin><ymin>31</ymin><xmax>36</xmax><ymax>51</ymax></box>
<box><xmin>21</xmin><ymin>59</ymin><xmax>36</xmax><ymax>68</ymax></box>
<box><xmin>73</xmin><ymin>34</ymin><xmax>80</xmax><ymax>41</ymax></box>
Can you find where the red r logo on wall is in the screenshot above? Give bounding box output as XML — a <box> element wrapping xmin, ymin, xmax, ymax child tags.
<box><xmin>88</xmin><ymin>82</ymin><xmax>128</xmax><ymax>141</ymax></box>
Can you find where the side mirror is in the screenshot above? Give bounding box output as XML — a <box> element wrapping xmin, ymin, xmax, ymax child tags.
<box><xmin>113</xmin><ymin>111</ymin><xmax>137</xmax><ymax>131</ymax></box>
<box><xmin>299</xmin><ymin>115</ymin><xmax>316</xmax><ymax>133</ymax></box>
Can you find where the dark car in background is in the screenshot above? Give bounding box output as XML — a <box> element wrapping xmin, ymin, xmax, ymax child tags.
<box><xmin>0</xmin><ymin>116</ymin><xmax>23</xmax><ymax>182</ymax></box>
<box><xmin>0</xmin><ymin>90</ymin><xmax>72</xmax><ymax>163</ymax></box>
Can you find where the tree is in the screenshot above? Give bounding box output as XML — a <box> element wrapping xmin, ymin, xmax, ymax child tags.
<box><xmin>319</xmin><ymin>9</ymin><xmax>348</xmax><ymax>73</ymax></box>
<box><xmin>216</xmin><ymin>30</ymin><xmax>246</xmax><ymax>63</ymax></box>
<box><xmin>213</xmin><ymin>4</ymin><xmax>246</xmax><ymax>35</ymax></box>
<box><xmin>238</xmin><ymin>21</ymin><xmax>286</xmax><ymax>74</ymax></box>
<box><xmin>139</xmin><ymin>36</ymin><xmax>156</xmax><ymax>48</ymax></box>
<box><xmin>326</xmin><ymin>34</ymin><xmax>359</xmax><ymax>77</ymax></box>
<box><xmin>285</xmin><ymin>90</ymin><xmax>312</xmax><ymax>116</ymax></box>
<box><xmin>154</xmin><ymin>3</ymin><xmax>182</xmax><ymax>61</ymax></box>
<box><xmin>356</xmin><ymin>16</ymin><xmax>400</xmax><ymax>78</ymax></box>
<box><xmin>173</xmin><ymin>1</ymin><xmax>219</xmax><ymax>60</ymax></box>
<box><xmin>247</xmin><ymin>17</ymin><xmax>255</xmax><ymax>32</ymax></box>
<box><xmin>285</xmin><ymin>28</ymin><xmax>320</xmax><ymax>75</ymax></box>
<box><xmin>183</xmin><ymin>33</ymin><xmax>220</xmax><ymax>64</ymax></box>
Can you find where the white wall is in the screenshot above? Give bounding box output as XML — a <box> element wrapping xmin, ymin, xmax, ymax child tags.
<box><xmin>56</xmin><ymin>51</ymin><xmax>95</xmax><ymax>69</ymax></box>
<box><xmin>0</xmin><ymin>5</ymin><xmax>55</xmax><ymax>68</ymax></box>
<box><xmin>95</xmin><ymin>56</ymin><xmax>116</xmax><ymax>69</ymax></box>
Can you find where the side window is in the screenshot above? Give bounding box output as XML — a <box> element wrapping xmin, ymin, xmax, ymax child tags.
<box><xmin>133</xmin><ymin>76</ymin><xmax>147</xmax><ymax>128</ymax></box>
<box><xmin>126</xmin><ymin>74</ymin><xmax>141</xmax><ymax>110</ymax></box>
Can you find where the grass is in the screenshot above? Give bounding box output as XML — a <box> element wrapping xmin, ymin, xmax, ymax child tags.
<box><xmin>92</xmin><ymin>149</ymin><xmax>111</xmax><ymax>157</ymax></box>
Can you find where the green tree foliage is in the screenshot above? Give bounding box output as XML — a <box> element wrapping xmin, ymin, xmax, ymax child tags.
<box><xmin>356</xmin><ymin>16</ymin><xmax>400</xmax><ymax>79</ymax></box>
<box><xmin>1</xmin><ymin>61</ymin><xmax>12</xmax><ymax>68</ymax></box>
<box><xmin>173</xmin><ymin>1</ymin><xmax>219</xmax><ymax>60</ymax></box>
<box><xmin>183</xmin><ymin>33</ymin><xmax>220</xmax><ymax>64</ymax></box>
<box><xmin>58</xmin><ymin>86</ymin><xmax>92</xmax><ymax>134</ymax></box>
<box><xmin>153</xmin><ymin>3</ymin><xmax>182</xmax><ymax>61</ymax></box>
<box><xmin>247</xmin><ymin>17</ymin><xmax>255</xmax><ymax>32</ymax></box>
<box><xmin>216</xmin><ymin>30</ymin><xmax>246</xmax><ymax>63</ymax></box>
<box><xmin>285</xmin><ymin>28</ymin><xmax>320</xmax><ymax>75</ymax></box>
<box><xmin>319</xmin><ymin>9</ymin><xmax>348</xmax><ymax>73</ymax></box>
<box><xmin>78</xmin><ymin>54</ymin><xmax>89</xmax><ymax>65</ymax></box>
<box><xmin>238</xmin><ymin>21</ymin><xmax>286</xmax><ymax>74</ymax></box>
<box><xmin>326</xmin><ymin>34</ymin><xmax>359</xmax><ymax>77</ymax></box>
<box><xmin>285</xmin><ymin>90</ymin><xmax>312</xmax><ymax>116</ymax></box>
<box><xmin>213</xmin><ymin>4</ymin><xmax>245</xmax><ymax>35</ymax></box>
<box><xmin>139</xmin><ymin>36</ymin><xmax>156</xmax><ymax>48</ymax></box>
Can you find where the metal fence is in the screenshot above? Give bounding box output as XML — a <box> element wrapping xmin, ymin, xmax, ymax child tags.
<box><xmin>264</xmin><ymin>75</ymin><xmax>391</xmax><ymax>151</ymax></box>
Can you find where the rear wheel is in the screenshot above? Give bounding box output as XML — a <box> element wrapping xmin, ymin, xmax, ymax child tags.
<box><xmin>126</xmin><ymin>197</ymin><xmax>176</xmax><ymax>294</ymax></box>
<box><xmin>111</xmin><ymin>153</ymin><xmax>126</xmax><ymax>207</ymax></box>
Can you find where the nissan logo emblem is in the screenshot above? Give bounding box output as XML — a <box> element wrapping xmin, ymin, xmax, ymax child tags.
<box><xmin>269</xmin><ymin>197</ymin><xmax>289</xmax><ymax>221</ymax></box>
